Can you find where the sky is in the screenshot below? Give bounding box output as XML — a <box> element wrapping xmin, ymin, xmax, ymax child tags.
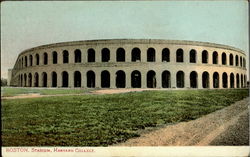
<box><xmin>1</xmin><ymin>1</ymin><xmax>249</xmax><ymax>79</ymax></box>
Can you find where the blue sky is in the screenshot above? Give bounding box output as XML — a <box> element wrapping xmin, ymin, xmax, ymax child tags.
<box><xmin>1</xmin><ymin>1</ymin><xmax>249</xmax><ymax>78</ymax></box>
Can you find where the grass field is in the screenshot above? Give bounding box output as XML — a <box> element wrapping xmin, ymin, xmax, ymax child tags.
<box><xmin>2</xmin><ymin>89</ymin><xmax>249</xmax><ymax>146</ymax></box>
<box><xmin>1</xmin><ymin>87</ymin><xmax>92</xmax><ymax>97</ymax></box>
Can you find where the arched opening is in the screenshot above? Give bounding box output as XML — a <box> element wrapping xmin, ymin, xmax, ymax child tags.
<box><xmin>243</xmin><ymin>58</ymin><xmax>246</xmax><ymax>67</ymax></box>
<box><xmin>34</xmin><ymin>73</ymin><xmax>39</xmax><ymax>87</ymax></box>
<box><xmin>212</xmin><ymin>51</ymin><xmax>218</xmax><ymax>64</ymax></box>
<box><xmin>241</xmin><ymin>74</ymin><xmax>243</xmax><ymax>88</ymax></box>
<box><xmin>162</xmin><ymin>71</ymin><xmax>171</xmax><ymax>88</ymax></box>
<box><xmin>102</xmin><ymin>48</ymin><xmax>110</xmax><ymax>62</ymax></box>
<box><xmin>22</xmin><ymin>58</ymin><xmax>24</xmax><ymax>68</ymax></box>
<box><xmin>28</xmin><ymin>73</ymin><xmax>32</xmax><ymax>87</ymax></box>
<box><xmin>21</xmin><ymin>74</ymin><xmax>23</xmax><ymax>87</ymax></box>
<box><xmin>236</xmin><ymin>74</ymin><xmax>239</xmax><ymax>88</ymax></box>
<box><xmin>240</xmin><ymin>57</ymin><xmax>242</xmax><ymax>67</ymax></box>
<box><xmin>42</xmin><ymin>72</ymin><xmax>47</xmax><ymax>87</ymax></box>
<box><xmin>63</xmin><ymin>50</ymin><xmax>69</xmax><ymax>63</ymax></box>
<box><xmin>162</xmin><ymin>48</ymin><xmax>170</xmax><ymax>62</ymax></box>
<box><xmin>222</xmin><ymin>53</ymin><xmax>227</xmax><ymax>65</ymax></box>
<box><xmin>101</xmin><ymin>71</ymin><xmax>110</xmax><ymax>88</ymax></box>
<box><xmin>88</xmin><ymin>48</ymin><xmax>95</xmax><ymax>62</ymax></box>
<box><xmin>52</xmin><ymin>72</ymin><xmax>57</xmax><ymax>87</ymax></box>
<box><xmin>87</xmin><ymin>71</ymin><xmax>95</xmax><ymax>88</ymax></box>
<box><xmin>222</xmin><ymin>72</ymin><xmax>228</xmax><ymax>88</ymax></box>
<box><xmin>43</xmin><ymin>53</ymin><xmax>48</xmax><ymax>65</ymax></box>
<box><xmin>53</xmin><ymin>51</ymin><xmax>58</xmax><ymax>64</ymax></box>
<box><xmin>229</xmin><ymin>54</ymin><xmax>233</xmax><ymax>65</ymax></box>
<box><xmin>74</xmin><ymin>71</ymin><xmax>81</xmax><ymax>87</ymax></box>
<box><xmin>147</xmin><ymin>48</ymin><xmax>155</xmax><ymax>62</ymax></box>
<box><xmin>230</xmin><ymin>73</ymin><xmax>234</xmax><ymax>88</ymax></box>
<box><xmin>213</xmin><ymin>72</ymin><xmax>219</xmax><ymax>88</ymax></box>
<box><xmin>176</xmin><ymin>49</ymin><xmax>183</xmax><ymax>62</ymax></box>
<box><xmin>116</xmin><ymin>70</ymin><xmax>126</xmax><ymax>88</ymax></box>
<box><xmin>116</xmin><ymin>48</ymin><xmax>125</xmax><ymax>62</ymax></box>
<box><xmin>190</xmin><ymin>71</ymin><xmax>197</xmax><ymax>88</ymax></box>
<box><xmin>35</xmin><ymin>54</ymin><xmax>39</xmax><ymax>65</ymax></box>
<box><xmin>202</xmin><ymin>50</ymin><xmax>208</xmax><ymax>63</ymax></box>
<box><xmin>62</xmin><ymin>71</ymin><xmax>69</xmax><ymax>87</ymax></box>
<box><xmin>24</xmin><ymin>74</ymin><xmax>27</xmax><ymax>87</ymax></box>
<box><xmin>147</xmin><ymin>70</ymin><xmax>156</xmax><ymax>88</ymax></box>
<box><xmin>202</xmin><ymin>71</ymin><xmax>209</xmax><ymax>88</ymax></box>
<box><xmin>29</xmin><ymin>55</ymin><xmax>33</xmax><ymax>66</ymax></box>
<box><xmin>25</xmin><ymin>56</ymin><xmax>28</xmax><ymax>67</ymax></box>
<box><xmin>235</xmin><ymin>55</ymin><xmax>239</xmax><ymax>66</ymax></box>
<box><xmin>131</xmin><ymin>70</ymin><xmax>141</xmax><ymax>88</ymax></box>
<box><xmin>190</xmin><ymin>49</ymin><xmax>196</xmax><ymax>63</ymax></box>
<box><xmin>176</xmin><ymin>71</ymin><xmax>184</xmax><ymax>88</ymax></box>
<box><xmin>75</xmin><ymin>49</ymin><xmax>81</xmax><ymax>63</ymax></box>
<box><xmin>131</xmin><ymin>48</ymin><xmax>141</xmax><ymax>62</ymax></box>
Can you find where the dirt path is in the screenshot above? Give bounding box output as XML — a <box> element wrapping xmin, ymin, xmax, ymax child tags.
<box><xmin>116</xmin><ymin>98</ymin><xmax>249</xmax><ymax>146</ymax></box>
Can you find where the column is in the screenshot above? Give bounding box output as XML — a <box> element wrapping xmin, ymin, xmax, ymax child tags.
<box><xmin>125</xmin><ymin>48</ymin><xmax>131</xmax><ymax>62</ymax></box>
<box><xmin>68</xmin><ymin>71</ymin><xmax>74</xmax><ymax>88</ymax></box>
<box><xmin>95</xmin><ymin>71</ymin><xmax>101</xmax><ymax>88</ymax></box>
<box><xmin>110</xmin><ymin>48</ymin><xmax>116</xmax><ymax>63</ymax></box>
<box><xmin>82</xmin><ymin>71</ymin><xmax>86</xmax><ymax>88</ymax></box>
<box><xmin>47</xmin><ymin>72</ymin><xmax>52</xmax><ymax>87</ymax></box>
<box><xmin>156</xmin><ymin>71</ymin><xmax>162</xmax><ymax>88</ymax></box>
<box><xmin>69</xmin><ymin>50</ymin><xmax>74</xmax><ymax>64</ymax></box>
<box><xmin>171</xmin><ymin>71</ymin><xmax>176</xmax><ymax>88</ymax></box>
<box><xmin>141</xmin><ymin>71</ymin><xmax>147</xmax><ymax>88</ymax></box>
<box><xmin>141</xmin><ymin>48</ymin><xmax>147</xmax><ymax>63</ymax></box>
<box><xmin>82</xmin><ymin>49</ymin><xmax>87</xmax><ymax>63</ymax></box>
<box><xmin>110</xmin><ymin>71</ymin><xmax>116</xmax><ymax>88</ymax></box>
<box><xmin>155</xmin><ymin>48</ymin><xmax>161</xmax><ymax>63</ymax></box>
<box><xmin>126</xmin><ymin>70</ymin><xmax>131</xmax><ymax>88</ymax></box>
<box><xmin>209</xmin><ymin>72</ymin><xmax>213</xmax><ymax>89</ymax></box>
<box><xmin>57</xmin><ymin>72</ymin><xmax>62</xmax><ymax>88</ymax></box>
<box><xmin>185</xmin><ymin>72</ymin><xmax>190</xmax><ymax>88</ymax></box>
<box><xmin>198</xmin><ymin>71</ymin><xmax>203</xmax><ymax>89</ymax></box>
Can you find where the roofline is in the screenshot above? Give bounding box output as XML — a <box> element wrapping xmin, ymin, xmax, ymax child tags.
<box><xmin>17</xmin><ymin>39</ymin><xmax>246</xmax><ymax>57</ymax></box>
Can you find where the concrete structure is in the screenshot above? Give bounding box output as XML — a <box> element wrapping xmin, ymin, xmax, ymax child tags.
<box><xmin>9</xmin><ymin>39</ymin><xmax>247</xmax><ymax>89</ymax></box>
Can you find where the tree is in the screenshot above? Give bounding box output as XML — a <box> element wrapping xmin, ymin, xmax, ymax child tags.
<box><xmin>1</xmin><ymin>78</ymin><xmax>7</xmax><ymax>86</ymax></box>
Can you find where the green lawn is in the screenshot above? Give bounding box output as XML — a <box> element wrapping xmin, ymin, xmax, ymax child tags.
<box><xmin>1</xmin><ymin>87</ymin><xmax>92</xmax><ymax>97</ymax></box>
<box><xmin>1</xmin><ymin>89</ymin><xmax>249</xmax><ymax>146</ymax></box>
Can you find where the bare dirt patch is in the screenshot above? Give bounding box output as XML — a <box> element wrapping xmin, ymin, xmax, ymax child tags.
<box><xmin>116</xmin><ymin>97</ymin><xmax>249</xmax><ymax>146</ymax></box>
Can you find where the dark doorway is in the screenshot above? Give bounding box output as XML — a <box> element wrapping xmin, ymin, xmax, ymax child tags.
<box><xmin>213</xmin><ymin>51</ymin><xmax>218</xmax><ymax>64</ymax></box>
<box><xmin>176</xmin><ymin>71</ymin><xmax>184</xmax><ymax>88</ymax></box>
<box><xmin>162</xmin><ymin>71</ymin><xmax>171</xmax><ymax>88</ymax></box>
<box><xmin>222</xmin><ymin>53</ymin><xmax>227</xmax><ymax>65</ymax></box>
<box><xmin>63</xmin><ymin>50</ymin><xmax>69</xmax><ymax>63</ymax></box>
<box><xmin>229</xmin><ymin>54</ymin><xmax>233</xmax><ymax>65</ymax></box>
<box><xmin>202</xmin><ymin>72</ymin><xmax>209</xmax><ymax>88</ymax></box>
<box><xmin>116</xmin><ymin>70</ymin><xmax>126</xmax><ymax>88</ymax></box>
<box><xmin>202</xmin><ymin>50</ymin><xmax>208</xmax><ymax>63</ymax></box>
<box><xmin>29</xmin><ymin>55</ymin><xmax>33</xmax><ymax>66</ymax></box>
<box><xmin>176</xmin><ymin>49</ymin><xmax>183</xmax><ymax>62</ymax></box>
<box><xmin>34</xmin><ymin>73</ymin><xmax>39</xmax><ymax>87</ymax></box>
<box><xmin>88</xmin><ymin>48</ymin><xmax>95</xmax><ymax>62</ymax></box>
<box><xmin>36</xmin><ymin>54</ymin><xmax>39</xmax><ymax>65</ymax></box>
<box><xmin>190</xmin><ymin>49</ymin><xmax>196</xmax><ymax>63</ymax></box>
<box><xmin>87</xmin><ymin>71</ymin><xmax>95</xmax><ymax>88</ymax></box>
<box><xmin>75</xmin><ymin>49</ymin><xmax>81</xmax><ymax>63</ymax></box>
<box><xmin>43</xmin><ymin>53</ymin><xmax>48</xmax><ymax>65</ymax></box>
<box><xmin>162</xmin><ymin>48</ymin><xmax>170</xmax><ymax>62</ymax></box>
<box><xmin>190</xmin><ymin>71</ymin><xmax>197</xmax><ymax>88</ymax></box>
<box><xmin>52</xmin><ymin>72</ymin><xmax>57</xmax><ymax>87</ymax></box>
<box><xmin>131</xmin><ymin>70</ymin><xmax>141</xmax><ymax>88</ymax></box>
<box><xmin>236</xmin><ymin>74</ymin><xmax>239</xmax><ymax>88</ymax></box>
<box><xmin>102</xmin><ymin>48</ymin><xmax>110</xmax><ymax>62</ymax></box>
<box><xmin>74</xmin><ymin>71</ymin><xmax>81</xmax><ymax>87</ymax></box>
<box><xmin>28</xmin><ymin>73</ymin><xmax>32</xmax><ymax>87</ymax></box>
<box><xmin>101</xmin><ymin>71</ymin><xmax>110</xmax><ymax>88</ymax></box>
<box><xmin>42</xmin><ymin>72</ymin><xmax>47</xmax><ymax>87</ymax></box>
<box><xmin>230</xmin><ymin>73</ymin><xmax>234</xmax><ymax>88</ymax></box>
<box><xmin>147</xmin><ymin>48</ymin><xmax>155</xmax><ymax>62</ymax></box>
<box><xmin>213</xmin><ymin>72</ymin><xmax>219</xmax><ymax>88</ymax></box>
<box><xmin>222</xmin><ymin>72</ymin><xmax>228</xmax><ymax>88</ymax></box>
<box><xmin>24</xmin><ymin>74</ymin><xmax>27</xmax><ymax>87</ymax></box>
<box><xmin>147</xmin><ymin>70</ymin><xmax>156</xmax><ymax>88</ymax></box>
<box><xmin>116</xmin><ymin>48</ymin><xmax>125</xmax><ymax>62</ymax></box>
<box><xmin>62</xmin><ymin>71</ymin><xmax>68</xmax><ymax>87</ymax></box>
<box><xmin>131</xmin><ymin>48</ymin><xmax>141</xmax><ymax>62</ymax></box>
<box><xmin>53</xmin><ymin>51</ymin><xmax>58</xmax><ymax>64</ymax></box>
<box><xmin>235</xmin><ymin>55</ymin><xmax>239</xmax><ymax>66</ymax></box>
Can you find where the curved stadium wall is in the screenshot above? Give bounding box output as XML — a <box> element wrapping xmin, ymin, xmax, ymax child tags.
<box><xmin>9</xmin><ymin>39</ymin><xmax>247</xmax><ymax>89</ymax></box>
